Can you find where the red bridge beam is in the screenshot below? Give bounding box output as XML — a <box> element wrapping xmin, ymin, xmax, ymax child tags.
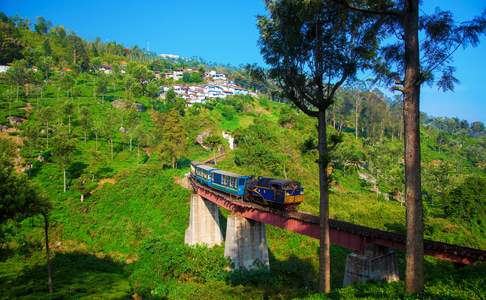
<box><xmin>192</xmin><ymin>180</ymin><xmax>485</xmax><ymax>265</ymax></box>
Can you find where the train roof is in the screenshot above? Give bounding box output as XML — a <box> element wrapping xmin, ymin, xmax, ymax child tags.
<box><xmin>194</xmin><ymin>164</ymin><xmax>218</xmax><ymax>171</ymax></box>
<box><xmin>212</xmin><ymin>169</ymin><xmax>249</xmax><ymax>178</ymax></box>
<box><xmin>258</xmin><ymin>176</ymin><xmax>300</xmax><ymax>186</ymax></box>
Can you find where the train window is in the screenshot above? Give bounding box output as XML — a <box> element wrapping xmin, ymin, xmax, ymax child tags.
<box><xmin>230</xmin><ymin>177</ymin><xmax>236</xmax><ymax>188</ymax></box>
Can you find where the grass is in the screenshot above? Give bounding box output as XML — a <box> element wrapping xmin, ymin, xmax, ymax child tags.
<box><xmin>1</xmin><ymin>82</ymin><xmax>485</xmax><ymax>299</ymax></box>
<box><xmin>2</xmin><ymin>158</ymin><xmax>485</xmax><ymax>299</ymax></box>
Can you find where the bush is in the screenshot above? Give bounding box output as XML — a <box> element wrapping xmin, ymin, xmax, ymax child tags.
<box><xmin>443</xmin><ymin>175</ymin><xmax>486</xmax><ymax>227</ymax></box>
<box><xmin>220</xmin><ymin>105</ymin><xmax>236</xmax><ymax>120</ymax></box>
<box><xmin>129</xmin><ymin>238</ymin><xmax>228</xmax><ymax>295</ymax></box>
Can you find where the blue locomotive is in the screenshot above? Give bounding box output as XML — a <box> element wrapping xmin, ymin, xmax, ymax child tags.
<box><xmin>190</xmin><ymin>162</ymin><xmax>304</xmax><ymax>209</ymax></box>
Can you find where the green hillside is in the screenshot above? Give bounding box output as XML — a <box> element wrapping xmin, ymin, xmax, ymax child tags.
<box><xmin>1</xmin><ymin>12</ymin><xmax>485</xmax><ymax>299</ymax></box>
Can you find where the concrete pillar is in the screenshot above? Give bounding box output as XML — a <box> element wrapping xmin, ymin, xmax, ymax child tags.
<box><xmin>224</xmin><ymin>214</ymin><xmax>270</xmax><ymax>270</ymax></box>
<box><xmin>343</xmin><ymin>244</ymin><xmax>399</xmax><ymax>286</ymax></box>
<box><xmin>184</xmin><ymin>194</ymin><xmax>224</xmax><ymax>247</ymax></box>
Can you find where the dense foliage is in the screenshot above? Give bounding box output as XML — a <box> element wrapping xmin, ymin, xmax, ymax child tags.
<box><xmin>0</xmin><ymin>12</ymin><xmax>485</xmax><ymax>299</ymax></box>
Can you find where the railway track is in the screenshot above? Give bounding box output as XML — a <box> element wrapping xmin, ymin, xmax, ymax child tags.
<box><xmin>190</xmin><ymin>177</ymin><xmax>486</xmax><ymax>264</ymax></box>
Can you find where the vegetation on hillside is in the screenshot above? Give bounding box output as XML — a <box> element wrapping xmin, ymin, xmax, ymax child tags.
<box><xmin>0</xmin><ymin>12</ymin><xmax>485</xmax><ymax>299</ymax></box>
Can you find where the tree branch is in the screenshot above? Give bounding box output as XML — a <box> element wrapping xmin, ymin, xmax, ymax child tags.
<box><xmin>277</xmin><ymin>80</ymin><xmax>319</xmax><ymax>117</ymax></box>
<box><xmin>420</xmin><ymin>40</ymin><xmax>462</xmax><ymax>84</ymax></box>
<box><xmin>291</xmin><ymin>98</ymin><xmax>319</xmax><ymax>117</ymax></box>
<box><xmin>333</xmin><ymin>0</ymin><xmax>404</xmax><ymax>18</ymax></box>
<box><xmin>324</xmin><ymin>71</ymin><xmax>350</xmax><ymax>109</ymax></box>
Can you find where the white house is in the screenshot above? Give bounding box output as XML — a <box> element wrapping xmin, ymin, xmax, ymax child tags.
<box><xmin>0</xmin><ymin>65</ymin><xmax>10</xmax><ymax>73</ymax></box>
<box><xmin>159</xmin><ymin>54</ymin><xmax>180</xmax><ymax>59</ymax></box>
<box><xmin>204</xmin><ymin>85</ymin><xmax>225</xmax><ymax>98</ymax></box>
<box><xmin>99</xmin><ymin>65</ymin><xmax>112</xmax><ymax>74</ymax></box>
<box><xmin>212</xmin><ymin>73</ymin><xmax>227</xmax><ymax>82</ymax></box>
<box><xmin>205</xmin><ymin>70</ymin><xmax>227</xmax><ymax>82</ymax></box>
<box><xmin>164</xmin><ymin>70</ymin><xmax>183</xmax><ymax>81</ymax></box>
<box><xmin>234</xmin><ymin>87</ymin><xmax>249</xmax><ymax>95</ymax></box>
<box><xmin>173</xmin><ymin>85</ymin><xmax>186</xmax><ymax>95</ymax></box>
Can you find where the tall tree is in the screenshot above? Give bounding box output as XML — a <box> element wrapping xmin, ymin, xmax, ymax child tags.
<box><xmin>102</xmin><ymin>109</ymin><xmax>118</xmax><ymax>160</ymax></box>
<box><xmin>52</xmin><ymin>125</ymin><xmax>76</xmax><ymax>192</ymax></box>
<box><xmin>37</xmin><ymin>106</ymin><xmax>55</xmax><ymax>149</ymax></box>
<box><xmin>204</xmin><ymin>134</ymin><xmax>226</xmax><ymax>163</ymax></box>
<box><xmin>333</xmin><ymin>0</ymin><xmax>486</xmax><ymax>292</ymax></box>
<box><xmin>96</xmin><ymin>76</ymin><xmax>109</xmax><ymax>103</ymax></box>
<box><xmin>125</xmin><ymin>110</ymin><xmax>140</xmax><ymax>152</ymax></box>
<box><xmin>0</xmin><ymin>14</ymin><xmax>24</xmax><ymax>64</ymax></box>
<box><xmin>258</xmin><ymin>0</ymin><xmax>383</xmax><ymax>293</ymax></box>
<box><xmin>79</xmin><ymin>106</ymin><xmax>91</xmax><ymax>143</ymax></box>
<box><xmin>0</xmin><ymin>149</ymin><xmax>53</xmax><ymax>293</ymax></box>
<box><xmin>22</xmin><ymin>123</ymin><xmax>41</xmax><ymax>176</ymax></box>
<box><xmin>60</xmin><ymin>73</ymin><xmax>75</xmax><ymax>99</ymax></box>
<box><xmin>67</xmin><ymin>34</ymin><xmax>90</xmax><ymax>71</ymax></box>
<box><xmin>62</xmin><ymin>101</ymin><xmax>75</xmax><ymax>135</ymax></box>
<box><xmin>5</xmin><ymin>59</ymin><xmax>32</xmax><ymax>102</ymax></box>
<box><xmin>34</xmin><ymin>16</ymin><xmax>52</xmax><ymax>35</ymax></box>
<box><xmin>153</xmin><ymin>110</ymin><xmax>187</xmax><ymax>168</ymax></box>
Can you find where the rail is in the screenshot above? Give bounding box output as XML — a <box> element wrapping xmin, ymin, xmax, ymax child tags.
<box><xmin>190</xmin><ymin>177</ymin><xmax>486</xmax><ymax>265</ymax></box>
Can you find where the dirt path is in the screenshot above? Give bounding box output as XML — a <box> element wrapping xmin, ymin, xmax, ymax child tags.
<box><xmin>0</xmin><ymin>128</ymin><xmax>25</xmax><ymax>173</ymax></box>
<box><xmin>91</xmin><ymin>178</ymin><xmax>117</xmax><ymax>193</ymax></box>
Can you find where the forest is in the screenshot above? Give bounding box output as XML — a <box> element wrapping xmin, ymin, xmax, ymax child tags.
<box><xmin>0</xmin><ymin>11</ymin><xmax>485</xmax><ymax>299</ymax></box>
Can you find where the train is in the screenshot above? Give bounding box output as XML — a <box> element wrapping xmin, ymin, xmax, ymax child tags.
<box><xmin>190</xmin><ymin>162</ymin><xmax>304</xmax><ymax>210</ymax></box>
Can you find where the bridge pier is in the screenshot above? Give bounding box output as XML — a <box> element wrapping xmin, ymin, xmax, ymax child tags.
<box><xmin>184</xmin><ymin>194</ymin><xmax>224</xmax><ymax>247</ymax></box>
<box><xmin>224</xmin><ymin>214</ymin><xmax>270</xmax><ymax>270</ymax></box>
<box><xmin>343</xmin><ymin>244</ymin><xmax>399</xmax><ymax>286</ymax></box>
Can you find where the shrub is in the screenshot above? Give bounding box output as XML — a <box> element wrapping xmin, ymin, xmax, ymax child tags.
<box><xmin>443</xmin><ymin>175</ymin><xmax>486</xmax><ymax>227</ymax></box>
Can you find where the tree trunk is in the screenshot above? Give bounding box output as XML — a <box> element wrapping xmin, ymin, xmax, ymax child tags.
<box><xmin>16</xmin><ymin>85</ymin><xmax>19</xmax><ymax>102</ymax></box>
<box><xmin>68</xmin><ymin>116</ymin><xmax>71</xmax><ymax>135</ymax></box>
<box><xmin>355</xmin><ymin>97</ymin><xmax>359</xmax><ymax>139</ymax></box>
<box><xmin>63</xmin><ymin>168</ymin><xmax>67</xmax><ymax>192</ymax></box>
<box><xmin>95</xmin><ymin>132</ymin><xmax>98</xmax><ymax>150</ymax></box>
<box><xmin>130</xmin><ymin>137</ymin><xmax>133</xmax><ymax>152</ymax></box>
<box><xmin>332</xmin><ymin>109</ymin><xmax>336</xmax><ymax>129</ymax></box>
<box><xmin>317</xmin><ymin>110</ymin><xmax>331</xmax><ymax>293</ymax></box>
<box><xmin>403</xmin><ymin>0</ymin><xmax>424</xmax><ymax>293</ymax></box>
<box><xmin>46</xmin><ymin>121</ymin><xmax>49</xmax><ymax>148</ymax></box>
<box><xmin>43</xmin><ymin>212</ymin><xmax>53</xmax><ymax>293</ymax></box>
<box><xmin>84</xmin><ymin>130</ymin><xmax>87</xmax><ymax>143</ymax></box>
<box><xmin>110</xmin><ymin>139</ymin><xmax>114</xmax><ymax>160</ymax></box>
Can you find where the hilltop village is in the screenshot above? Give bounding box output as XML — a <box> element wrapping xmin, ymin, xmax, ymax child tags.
<box><xmin>89</xmin><ymin>55</ymin><xmax>257</xmax><ymax>106</ymax></box>
<box><xmin>162</xmin><ymin>69</ymin><xmax>257</xmax><ymax>105</ymax></box>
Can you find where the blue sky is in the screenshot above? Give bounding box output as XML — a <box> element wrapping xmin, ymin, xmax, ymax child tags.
<box><xmin>1</xmin><ymin>0</ymin><xmax>485</xmax><ymax>123</ymax></box>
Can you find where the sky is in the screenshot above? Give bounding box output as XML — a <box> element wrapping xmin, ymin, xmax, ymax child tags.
<box><xmin>1</xmin><ymin>0</ymin><xmax>485</xmax><ymax>123</ymax></box>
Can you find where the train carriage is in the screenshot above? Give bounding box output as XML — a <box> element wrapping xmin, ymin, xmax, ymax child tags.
<box><xmin>210</xmin><ymin>169</ymin><xmax>251</xmax><ymax>196</ymax></box>
<box><xmin>191</xmin><ymin>162</ymin><xmax>217</xmax><ymax>186</ymax></box>
<box><xmin>190</xmin><ymin>161</ymin><xmax>304</xmax><ymax>209</ymax></box>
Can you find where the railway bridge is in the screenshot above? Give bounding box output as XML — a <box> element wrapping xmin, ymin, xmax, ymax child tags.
<box><xmin>184</xmin><ymin>177</ymin><xmax>486</xmax><ymax>286</ymax></box>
